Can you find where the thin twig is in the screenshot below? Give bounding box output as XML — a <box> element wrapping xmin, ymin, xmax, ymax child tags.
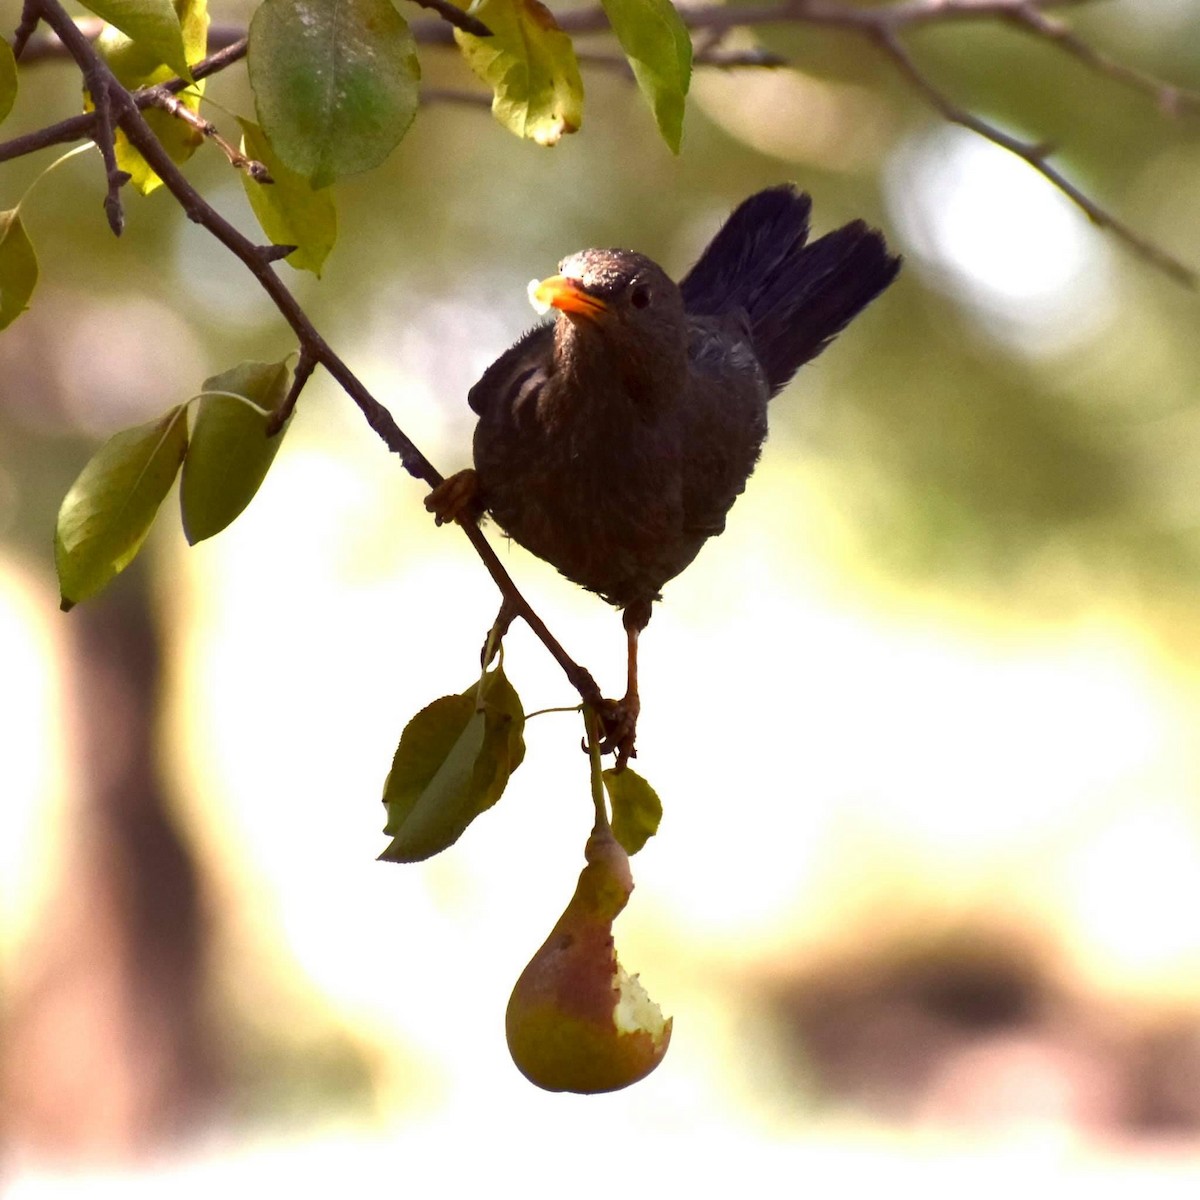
<box><xmin>460</xmin><ymin>530</ymin><xmax>604</xmax><ymax>706</ymax></box>
<box><xmin>268</xmin><ymin>351</ymin><xmax>316</xmax><ymax>436</ymax></box>
<box><xmin>420</xmin><ymin>87</ymin><xmax>492</xmax><ymax>108</ymax></box>
<box><xmin>12</xmin><ymin>0</ymin><xmax>41</xmax><ymax>57</ymax></box>
<box><xmin>0</xmin><ymin>112</ymin><xmax>93</xmax><ymax>162</ymax></box>
<box><xmin>407</xmin><ymin>0</ymin><xmax>491</xmax><ymax>38</ymax></box>
<box><xmin>140</xmin><ymin>85</ymin><xmax>272</xmax><ymax>181</ymax></box>
<box><xmin>259</xmin><ymin>241</ymin><xmax>296</xmax><ymax>263</ymax></box>
<box><xmin>1003</xmin><ymin>4</ymin><xmax>1200</xmax><ymax>116</ymax></box>
<box><xmin>695</xmin><ymin>46</ymin><xmax>789</xmax><ymax>68</ymax></box>
<box><xmin>85</xmin><ymin>79</ymin><xmax>128</xmax><ymax>234</ymax></box>
<box><xmin>871</xmin><ymin>27</ymin><xmax>1197</xmax><ymax>287</ymax></box>
<box><xmin>523</xmin><ymin>704</ymin><xmax>584</xmax><ymax>721</ymax></box>
<box><xmin>577</xmin><ymin>45</ymin><xmax>787</xmax><ymax>72</ymax></box>
<box><xmin>168</xmin><ymin>35</ymin><xmax>249</xmax><ymax>88</ymax></box>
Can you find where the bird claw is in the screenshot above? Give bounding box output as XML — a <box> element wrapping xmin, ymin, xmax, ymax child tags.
<box><xmin>593</xmin><ymin>697</ymin><xmax>639</xmax><ymax>771</ymax></box>
<box><xmin>425</xmin><ymin>468</ymin><xmax>481</xmax><ymax>527</ymax></box>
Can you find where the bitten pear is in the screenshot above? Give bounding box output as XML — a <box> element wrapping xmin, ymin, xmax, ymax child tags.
<box><xmin>506</xmin><ymin>827</ymin><xmax>671</xmax><ymax>1093</ymax></box>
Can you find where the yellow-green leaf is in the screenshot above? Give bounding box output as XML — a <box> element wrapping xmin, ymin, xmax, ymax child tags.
<box><xmin>238</xmin><ymin>119</ymin><xmax>337</xmax><ymax>276</ymax></box>
<box><xmin>0</xmin><ymin>209</ymin><xmax>37</xmax><ymax>330</ymax></box>
<box><xmin>77</xmin><ymin>0</ymin><xmax>192</xmax><ymax>81</ymax></box>
<box><xmin>603</xmin><ymin>766</ymin><xmax>662</xmax><ymax>855</ymax></box>
<box><xmin>56</xmin><ymin>407</ymin><xmax>189</xmax><ymax>610</ymax></box>
<box><xmin>454</xmin><ymin>0</ymin><xmax>583</xmax><ymax>146</ymax></box>
<box><xmin>180</xmin><ymin>359</ymin><xmax>292</xmax><ymax>544</ymax></box>
<box><xmin>381</xmin><ymin>664</ymin><xmax>526</xmax><ymax>863</ymax></box>
<box><xmin>248</xmin><ymin>0</ymin><xmax>420</xmax><ymax>189</ymax></box>
<box><xmin>599</xmin><ymin>0</ymin><xmax>691</xmax><ymax>153</ymax></box>
<box><xmin>0</xmin><ymin>38</ymin><xmax>17</xmax><ymax>127</ymax></box>
<box><xmin>93</xmin><ymin>0</ymin><xmax>210</xmax><ymax>194</ymax></box>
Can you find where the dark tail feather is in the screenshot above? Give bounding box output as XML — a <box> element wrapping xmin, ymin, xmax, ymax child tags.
<box><xmin>679</xmin><ymin>187</ymin><xmax>815</xmax><ymax>322</ymax></box>
<box><xmin>680</xmin><ymin>185</ymin><xmax>901</xmax><ymax>396</ymax></box>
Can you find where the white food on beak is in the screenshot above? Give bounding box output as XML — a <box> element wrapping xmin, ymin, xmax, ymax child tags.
<box><xmin>527</xmin><ymin>278</ymin><xmax>552</xmax><ymax>316</ymax></box>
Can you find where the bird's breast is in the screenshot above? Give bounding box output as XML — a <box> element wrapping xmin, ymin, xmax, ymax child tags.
<box><xmin>474</xmin><ymin>370</ymin><xmax>692</xmax><ymax>607</ymax></box>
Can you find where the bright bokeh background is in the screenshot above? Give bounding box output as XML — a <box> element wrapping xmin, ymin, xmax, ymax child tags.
<box><xmin>4</xmin><ymin>0</ymin><xmax>1200</xmax><ymax>1193</ymax></box>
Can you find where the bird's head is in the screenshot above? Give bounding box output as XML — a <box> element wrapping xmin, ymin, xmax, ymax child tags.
<box><xmin>529</xmin><ymin>249</ymin><xmax>687</xmax><ymax>387</ymax></box>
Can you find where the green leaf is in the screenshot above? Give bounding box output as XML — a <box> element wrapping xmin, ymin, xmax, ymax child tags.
<box><xmin>0</xmin><ymin>209</ymin><xmax>37</xmax><ymax>330</ymax></box>
<box><xmin>470</xmin><ymin>661</ymin><xmax>526</xmax><ymax>810</ymax></box>
<box><xmin>599</xmin><ymin>0</ymin><xmax>691</xmax><ymax>153</ymax></box>
<box><xmin>0</xmin><ymin>38</ymin><xmax>17</xmax><ymax>127</ymax></box>
<box><xmin>56</xmin><ymin>407</ymin><xmax>189</xmax><ymax>610</ymax></box>
<box><xmin>238</xmin><ymin>119</ymin><xmax>337</xmax><ymax>276</ymax></box>
<box><xmin>382</xmin><ymin>695</ymin><xmax>484</xmax><ymax>859</ymax></box>
<box><xmin>94</xmin><ymin>0</ymin><xmax>210</xmax><ymax>194</ymax></box>
<box><xmin>248</xmin><ymin>0</ymin><xmax>420</xmax><ymax>189</ymax></box>
<box><xmin>180</xmin><ymin>359</ymin><xmax>292</xmax><ymax>544</ymax></box>
<box><xmin>603</xmin><ymin>766</ymin><xmax>662</xmax><ymax>855</ymax></box>
<box><xmin>454</xmin><ymin>0</ymin><xmax>583</xmax><ymax>146</ymax></box>
<box><xmin>76</xmin><ymin>0</ymin><xmax>192</xmax><ymax>80</ymax></box>
<box><xmin>381</xmin><ymin>664</ymin><xmax>526</xmax><ymax>863</ymax></box>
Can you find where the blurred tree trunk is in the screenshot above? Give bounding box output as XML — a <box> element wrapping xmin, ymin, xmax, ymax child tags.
<box><xmin>3</xmin><ymin>567</ymin><xmax>222</xmax><ymax>1160</ymax></box>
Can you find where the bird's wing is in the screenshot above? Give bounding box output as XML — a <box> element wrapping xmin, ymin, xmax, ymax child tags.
<box><xmin>467</xmin><ymin>323</ymin><xmax>556</xmax><ymax>419</ymax></box>
<box><xmin>679</xmin><ymin>316</ymin><xmax>769</xmax><ymax>536</ymax></box>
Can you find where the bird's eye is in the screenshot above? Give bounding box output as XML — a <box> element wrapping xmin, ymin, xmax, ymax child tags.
<box><xmin>630</xmin><ymin>285</ymin><xmax>651</xmax><ymax>310</ymax></box>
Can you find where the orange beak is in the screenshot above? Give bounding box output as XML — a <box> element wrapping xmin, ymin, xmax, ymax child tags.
<box><xmin>530</xmin><ymin>275</ymin><xmax>609</xmax><ymax>320</ymax></box>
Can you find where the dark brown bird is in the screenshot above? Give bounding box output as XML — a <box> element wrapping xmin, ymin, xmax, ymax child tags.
<box><xmin>428</xmin><ymin>186</ymin><xmax>900</xmax><ymax>763</ymax></box>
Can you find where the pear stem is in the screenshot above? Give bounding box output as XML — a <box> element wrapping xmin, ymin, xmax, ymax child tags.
<box><xmin>584</xmin><ymin>706</ymin><xmax>609</xmax><ymax>830</ymax></box>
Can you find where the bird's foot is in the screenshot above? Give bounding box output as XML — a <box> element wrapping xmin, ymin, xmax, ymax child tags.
<box><xmin>425</xmin><ymin>468</ymin><xmax>481</xmax><ymax>527</ymax></box>
<box><xmin>595</xmin><ymin>695</ymin><xmax>640</xmax><ymax>772</ymax></box>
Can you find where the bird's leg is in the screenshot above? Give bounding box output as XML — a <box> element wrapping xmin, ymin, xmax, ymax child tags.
<box><xmin>424</xmin><ymin>468</ymin><xmax>482</xmax><ymax>527</ymax></box>
<box><xmin>598</xmin><ymin>601</ymin><xmax>652</xmax><ymax>770</ymax></box>
<box><xmin>616</xmin><ymin>617</ymin><xmax>642</xmax><ymax>770</ymax></box>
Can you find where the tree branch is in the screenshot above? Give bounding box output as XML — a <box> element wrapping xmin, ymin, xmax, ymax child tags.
<box><xmin>32</xmin><ymin>5</ymin><xmax>129</xmax><ymax>232</ymax></box>
<box><xmin>419</xmin><ymin>87</ymin><xmax>493</xmax><ymax>108</ymax></box>
<box><xmin>12</xmin><ymin>0</ymin><xmax>41</xmax><ymax>58</ymax></box>
<box><xmin>267</xmin><ymin>350</ymin><xmax>316</xmax><ymax>436</ymax></box>
<box><xmin>406</xmin><ymin>0</ymin><xmax>491</xmax><ymax>38</ymax></box>
<box><xmin>22</xmin><ymin>0</ymin><xmax>608</xmax><ymax>716</ymax></box>
<box><xmin>1002</xmin><ymin>4</ymin><xmax>1200</xmax><ymax>117</ymax></box>
<box><xmin>0</xmin><ymin>36</ymin><xmax>247</xmax><ymax>164</ymax></box>
<box><xmin>870</xmin><ymin>26</ymin><xmax>1197</xmax><ymax>287</ymax></box>
<box><xmin>578</xmin><ymin>45</ymin><xmax>788</xmax><ymax>73</ymax></box>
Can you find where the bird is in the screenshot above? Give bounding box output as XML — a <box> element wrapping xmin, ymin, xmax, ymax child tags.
<box><xmin>427</xmin><ymin>185</ymin><xmax>901</xmax><ymax>765</ymax></box>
